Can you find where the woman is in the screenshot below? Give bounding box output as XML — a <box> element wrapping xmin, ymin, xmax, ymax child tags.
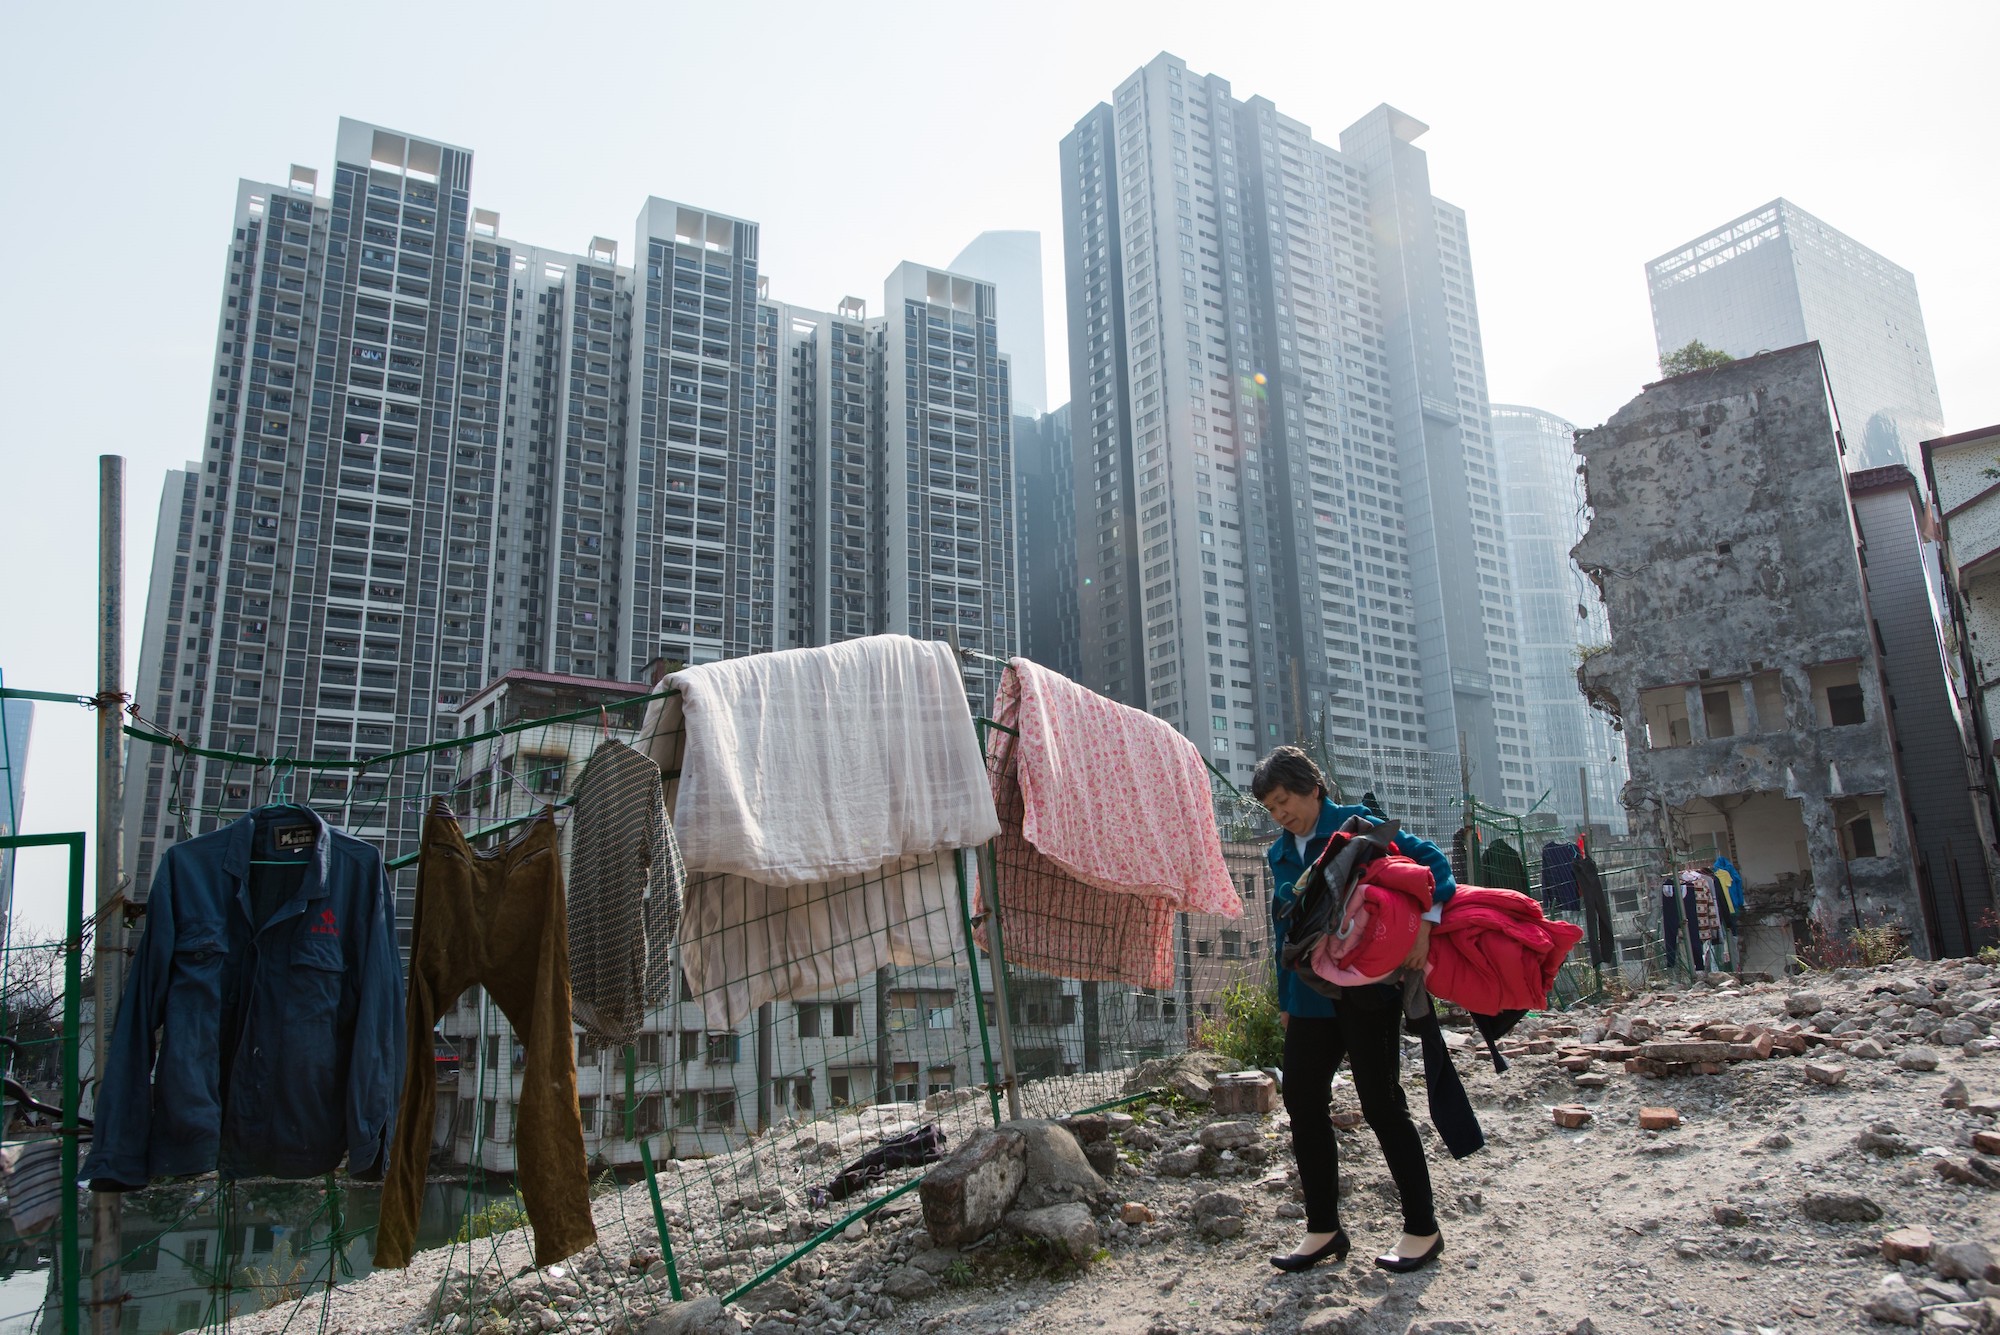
<box><xmin>1255</xmin><ymin>745</ymin><xmax>1452</xmax><ymax>1274</ymax></box>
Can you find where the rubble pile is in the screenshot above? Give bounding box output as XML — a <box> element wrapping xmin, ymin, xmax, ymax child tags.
<box><xmin>231</xmin><ymin>959</ymin><xmax>2000</xmax><ymax>1335</ymax></box>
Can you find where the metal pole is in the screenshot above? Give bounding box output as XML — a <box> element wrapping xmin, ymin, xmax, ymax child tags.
<box><xmin>93</xmin><ymin>456</ymin><xmax>124</xmax><ymax>1335</ymax></box>
<box><xmin>974</xmin><ymin>843</ymin><xmax>1024</xmax><ymax>1121</ymax></box>
<box><xmin>1577</xmin><ymin>765</ymin><xmax>1592</xmax><ymax>836</ymax></box>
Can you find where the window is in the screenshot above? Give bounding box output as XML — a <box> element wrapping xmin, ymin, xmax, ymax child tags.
<box><xmin>797</xmin><ymin>1003</ymin><xmax>821</xmax><ymax>1038</ymax></box>
<box><xmin>1221</xmin><ymin>929</ymin><xmax>1243</xmax><ymax>958</ymax></box>
<box><xmin>1832</xmin><ymin>794</ymin><xmax>1887</xmax><ymax>860</ymax></box>
<box><xmin>828</xmin><ymin>1073</ymin><xmax>852</xmax><ymax>1106</ymax></box>
<box><xmin>893</xmin><ymin>1062</ymin><xmax>920</xmax><ymax>1103</ymax></box>
<box><xmin>676</xmin><ymin>1094</ymin><xmax>700</xmax><ymax>1127</ymax></box>
<box><xmin>578</xmin><ymin>1096</ymin><xmax>599</xmax><ymax>1134</ymax></box>
<box><xmin>679</xmin><ymin>1030</ymin><xmax>701</xmax><ymax>1063</ymax></box>
<box><xmin>1810</xmin><ymin>662</ymin><xmax>1866</xmax><ymax>727</ymax></box>
<box><xmin>1639</xmin><ymin>686</ymin><xmax>1691</xmax><ymax>748</ymax></box>
<box><xmin>1196</xmin><ymin>936</ymin><xmax>1214</xmax><ymax>957</ymax></box>
<box><xmin>705</xmin><ymin>1033</ymin><xmax>740</xmax><ymax>1064</ymax></box>
<box><xmin>1701</xmin><ymin>684</ymin><xmax>1738</xmax><ymax>740</ymax></box>
<box><xmin>636</xmin><ymin>1032</ymin><xmax>662</xmax><ymax>1065</ymax></box>
<box><xmin>832</xmin><ymin>1002</ymin><xmax>858</xmax><ymax>1037</ymax></box>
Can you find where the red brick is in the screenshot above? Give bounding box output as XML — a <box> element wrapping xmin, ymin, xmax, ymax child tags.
<box><xmin>1639</xmin><ymin>1107</ymin><xmax>1681</xmax><ymax>1130</ymax></box>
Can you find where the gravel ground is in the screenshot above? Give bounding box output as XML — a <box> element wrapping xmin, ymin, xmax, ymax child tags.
<box><xmin>237</xmin><ymin>956</ymin><xmax>2000</xmax><ymax>1335</ymax></box>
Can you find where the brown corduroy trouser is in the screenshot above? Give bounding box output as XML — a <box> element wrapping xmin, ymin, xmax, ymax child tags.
<box><xmin>374</xmin><ymin>801</ymin><xmax>597</xmax><ymax>1268</ymax></box>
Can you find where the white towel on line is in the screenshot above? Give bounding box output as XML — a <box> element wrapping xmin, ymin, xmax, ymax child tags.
<box><xmin>639</xmin><ymin>634</ymin><xmax>999</xmax><ymax>886</ymax></box>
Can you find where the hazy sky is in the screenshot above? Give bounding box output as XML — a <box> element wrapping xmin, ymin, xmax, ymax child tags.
<box><xmin>2</xmin><ymin>1</ymin><xmax>1995</xmax><ymax>930</ymax></box>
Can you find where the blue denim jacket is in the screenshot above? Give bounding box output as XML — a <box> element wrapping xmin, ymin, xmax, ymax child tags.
<box><xmin>1267</xmin><ymin>799</ymin><xmax>1456</xmax><ymax>1019</ymax></box>
<box><xmin>82</xmin><ymin>807</ymin><xmax>405</xmax><ymax>1189</ymax></box>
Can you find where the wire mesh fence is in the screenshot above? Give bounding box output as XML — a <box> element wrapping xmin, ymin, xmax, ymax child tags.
<box><xmin>12</xmin><ymin>661</ymin><xmax>1297</xmax><ymax>1335</ymax></box>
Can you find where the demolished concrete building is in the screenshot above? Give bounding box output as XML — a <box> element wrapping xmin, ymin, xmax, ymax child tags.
<box><xmin>1575</xmin><ymin>343</ymin><xmax>1955</xmax><ymax>968</ymax></box>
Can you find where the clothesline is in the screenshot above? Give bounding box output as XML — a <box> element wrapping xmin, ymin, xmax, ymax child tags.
<box><xmin>953</xmin><ymin>648</ymin><xmax>1246</xmax><ymax>800</ymax></box>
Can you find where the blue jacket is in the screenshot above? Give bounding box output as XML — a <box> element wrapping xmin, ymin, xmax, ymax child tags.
<box><xmin>1267</xmin><ymin>799</ymin><xmax>1457</xmax><ymax>1018</ymax></box>
<box><xmin>83</xmin><ymin>807</ymin><xmax>405</xmax><ymax>1189</ymax></box>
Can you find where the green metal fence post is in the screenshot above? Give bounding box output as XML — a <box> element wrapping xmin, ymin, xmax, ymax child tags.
<box><xmin>952</xmin><ymin>850</ymin><xmax>1003</xmax><ymax>1127</ymax></box>
<box><xmin>2</xmin><ymin>833</ymin><xmax>87</xmax><ymax>1335</ymax></box>
<box><xmin>626</xmin><ymin>1045</ymin><xmax>682</xmax><ymax>1301</ymax></box>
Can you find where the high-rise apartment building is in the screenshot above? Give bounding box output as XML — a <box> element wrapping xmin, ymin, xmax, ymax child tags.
<box><xmin>1060</xmin><ymin>54</ymin><xmax>1529</xmax><ymax>816</ymax></box>
<box><xmin>1646</xmin><ymin>199</ymin><xmax>1944</xmax><ymax>474</ymax></box>
<box><xmin>949</xmin><ymin>231</ymin><xmax>1048</xmax><ymax>417</ymax></box>
<box><xmin>1013</xmin><ymin>406</ymin><xmax>1082</xmax><ymax>677</ymax></box>
<box><xmin>1491</xmin><ymin>405</ymin><xmax>1627</xmax><ymax>832</ymax></box>
<box><xmin>127</xmin><ymin>119</ymin><xmax>1016</xmax><ymax>922</ymax></box>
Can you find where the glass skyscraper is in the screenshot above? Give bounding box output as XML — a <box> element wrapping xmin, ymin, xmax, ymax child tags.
<box><xmin>1491</xmin><ymin>405</ymin><xmax>1627</xmax><ymax>832</ymax></box>
<box><xmin>1646</xmin><ymin>199</ymin><xmax>1943</xmax><ymax>474</ymax></box>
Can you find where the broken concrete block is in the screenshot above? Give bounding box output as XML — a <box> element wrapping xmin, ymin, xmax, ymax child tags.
<box><xmin>1972</xmin><ymin>1130</ymin><xmax>2000</xmax><ymax>1156</ymax></box>
<box><xmin>1881</xmin><ymin>1225</ymin><xmax>1935</xmax><ymax>1264</ymax></box>
<box><xmin>1637</xmin><ymin>1040</ymin><xmax>1730</xmax><ymax>1063</ymax></box>
<box><xmin>1804</xmin><ymin>1061</ymin><xmax>1848</xmax><ymax>1086</ymax></box>
<box><xmin>1004</xmin><ymin>1202</ymin><xmax>1099</xmax><ymax>1261</ymax></box>
<box><xmin>880</xmin><ymin>1265</ymin><xmax>939</xmax><ymax>1300</ymax></box>
<box><xmin>1167</xmin><ymin>1069</ymin><xmax>1214</xmax><ymax>1105</ymax></box>
<box><xmin>1197</xmin><ymin>1120</ymin><xmax>1263</xmax><ymax>1151</ymax></box>
<box><xmin>1799</xmin><ymin>1190</ymin><xmax>1883</xmax><ymax>1223</ymax></box>
<box><xmin>1898</xmin><ymin>1045</ymin><xmax>1942</xmax><ymax>1071</ymax></box>
<box><xmin>919</xmin><ymin>1126</ymin><xmax>1027</xmax><ymax>1247</ymax></box>
<box><xmin>1082</xmin><ymin>1140</ymin><xmax>1121</xmax><ymax>1179</ymax></box>
<box><xmin>1192</xmin><ymin>1190</ymin><xmax>1246</xmax><ymax>1239</ymax></box>
<box><xmin>1784</xmin><ymin>991</ymin><xmax>1826</xmax><ymax>1017</ymax></box>
<box><xmin>1210</xmin><ymin>1071</ymin><xmax>1278</xmax><ymax>1116</ymax></box>
<box><xmin>1059</xmin><ymin>1113</ymin><xmax>1109</xmax><ymax>1144</ymax></box>
<box><xmin>1013</xmin><ymin>1119</ymin><xmax>1110</xmax><ymax>1210</ymax></box>
<box><xmin>1157</xmin><ymin>1147</ymin><xmax>1203</xmax><ymax>1177</ymax></box>
<box><xmin>1638</xmin><ymin>1107</ymin><xmax>1681</xmax><ymax>1130</ymax></box>
<box><xmin>1935</xmin><ymin>1156</ymin><xmax>2000</xmax><ymax>1190</ymax></box>
<box><xmin>1574</xmin><ymin>1072</ymin><xmax>1610</xmax><ymax>1090</ymax></box>
<box><xmin>1849</xmin><ymin>1037</ymin><xmax>1888</xmax><ymax>1059</ymax></box>
<box><xmin>1863</xmin><ymin>1273</ymin><xmax>1924</xmax><ymax>1326</ymax></box>
<box><xmin>1552</xmin><ymin>1105</ymin><xmax>1593</xmax><ymax>1129</ymax></box>
<box><xmin>1933</xmin><ymin>1240</ymin><xmax>1999</xmax><ymax>1283</ymax></box>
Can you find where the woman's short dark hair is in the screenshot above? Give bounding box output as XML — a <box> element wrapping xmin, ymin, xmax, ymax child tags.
<box><xmin>1251</xmin><ymin>746</ymin><xmax>1327</xmax><ymax>802</ymax></box>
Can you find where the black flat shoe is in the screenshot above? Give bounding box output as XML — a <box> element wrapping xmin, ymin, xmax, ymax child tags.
<box><xmin>1374</xmin><ymin>1234</ymin><xmax>1444</xmax><ymax>1273</ymax></box>
<box><xmin>1270</xmin><ymin>1230</ymin><xmax>1350</xmax><ymax>1272</ymax></box>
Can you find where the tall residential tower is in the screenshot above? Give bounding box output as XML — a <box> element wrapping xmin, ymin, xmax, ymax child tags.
<box><xmin>1060</xmin><ymin>54</ymin><xmax>1530</xmax><ymax>817</ymax></box>
<box><xmin>127</xmin><ymin>120</ymin><xmax>1016</xmax><ymax>922</ymax></box>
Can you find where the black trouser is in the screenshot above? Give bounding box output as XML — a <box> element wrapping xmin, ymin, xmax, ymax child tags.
<box><xmin>1282</xmin><ymin>996</ymin><xmax>1437</xmax><ymax>1238</ymax></box>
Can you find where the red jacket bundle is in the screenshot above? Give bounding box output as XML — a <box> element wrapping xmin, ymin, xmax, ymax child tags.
<box><xmin>1307</xmin><ymin>853</ymin><xmax>1436</xmax><ymax>987</ymax></box>
<box><xmin>1303</xmin><ymin>862</ymin><xmax>1583</xmax><ymax>1015</ymax></box>
<box><xmin>1425</xmin><ymin>885</ymin><xmax>1585</xmax><ymax>1015</ymax></box>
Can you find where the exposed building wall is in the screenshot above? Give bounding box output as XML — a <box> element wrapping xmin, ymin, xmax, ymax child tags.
<box><xmin>1850</xmin><ymin>467</ymin><xmax>1998</xmax><ymax>955</ymax></box>
<box><xmin>1014</xmin><ymin>406</ymin><xmax>1082</xmax><ymax>677</ymax></box>
<box><xmin>1575</xmin><ymin>343</ymin><xmax>1925</xmax><ymax>951</ymax></box>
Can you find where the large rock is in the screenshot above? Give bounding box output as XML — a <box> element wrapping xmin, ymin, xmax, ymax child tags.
<box><xmin>1193</xmin><ymin>1190</ymin><xmax>1247</xmax><ymax>1239</ymax></box>
<box><xmin>1899</xmin><ymin>1046</ymin><xmax>1943</xmax><ymax>1071</ymax></box>
<box><xmin>640</xmin><ymin>1297</ymin><xmax>735</xmax><ymax>1335</ymax></box>
<box><xmin>1785</xmin><ymin>991</ymin><xmax>1827</xmax><ymax>1017</ymax></box>
<box><xmin>880</xmin><ymin>1265</ymin><xmax>940</xmax><ymax>1300</ymax></box>
<box><xmin>1198</xmin><ymin>1120</ymin><xmax>1264</xmax><ymax>1151</ymax></box>
<box><xmin>1935</xmin><ymin>1241</ymin><xmax>2000</xmax><ymax>1283</ymax></box>
<box><xmin>1157</xmin><ymin>1147</ymin><xmax>1204</xmax><ymax>1177</ymax></box>
<box><xmin>1936</xmin><ymin>1157</ymin><xmax>2000</xmax><ymax>1190</ymax></box>
<box><xmin>1013</xmin><ymin>1119</ymin><xmax>1111</xmax><ymax>1210</ymax></box>
<box><xmin>1799</xmin><ymin>1190</ymin><xmax>1883</xmax><ymax>1223</ymax></box>
<box><xmin>1864</xmin><ymin>1274</ymin><xmax>1923</xmax><ymax>1327</ymax></box>
<box><xmin>1082</xmin><ymin>1140</ymin><xmax>1122</xmax><ymax>1178</ymax></box>
<box><xmin>919</xmin><ymin>1126</ymin><xmax>1027</xmax><ymax>1247</ymax></box>
<box><xmin>1882</xmin><ymin>1225</ymin><xmax>1935</xmax><ymax>1264</ymax></box>
<box><xmin>1005</xmin><ymin>1202</ymin><xmax>1100</xmax><ymax>1261</ymax></box>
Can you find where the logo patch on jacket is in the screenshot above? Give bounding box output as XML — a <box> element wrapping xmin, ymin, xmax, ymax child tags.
<box><xmin>310</xmin><ymin>909</ymin><xmax>340</xmax><ymax>937</ymax></box>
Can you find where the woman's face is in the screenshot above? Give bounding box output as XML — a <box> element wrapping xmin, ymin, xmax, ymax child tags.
<box><xmin>1261</xmin><ymin>785</ymin><xmax>1323</xmax><ymax>838</ymax></box>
